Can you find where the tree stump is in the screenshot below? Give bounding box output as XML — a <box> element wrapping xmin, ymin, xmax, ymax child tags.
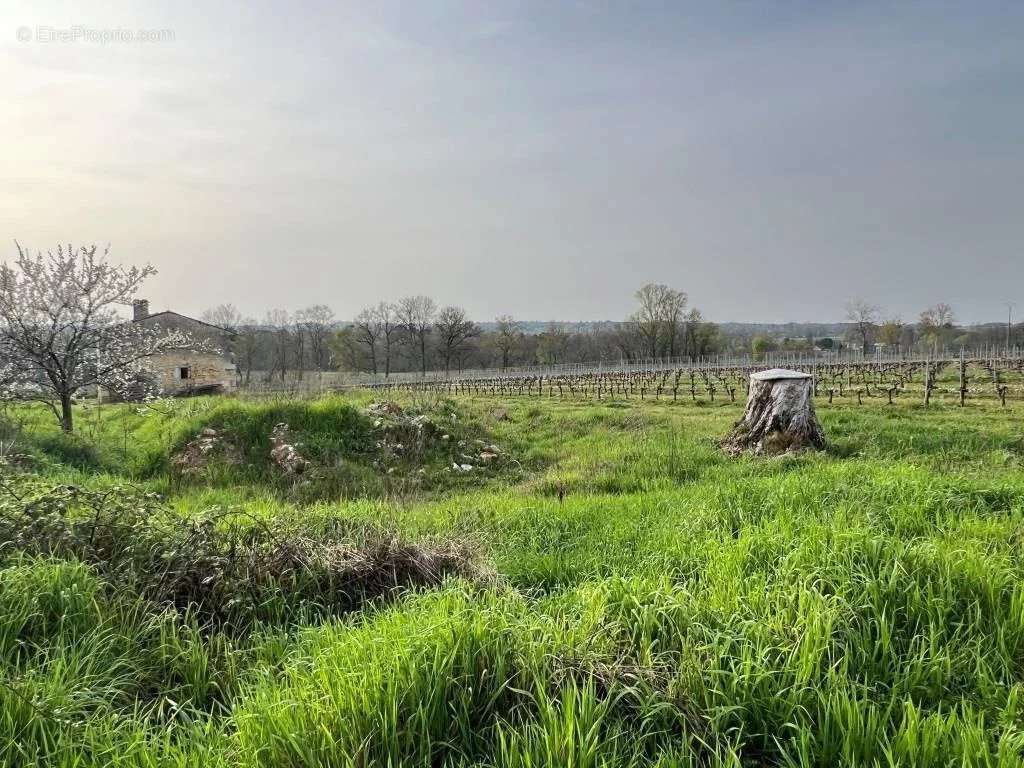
<box><xmin>723</xmin><ymin>369</ymin><xmax>826</xmax><ymax>455</ymax></box>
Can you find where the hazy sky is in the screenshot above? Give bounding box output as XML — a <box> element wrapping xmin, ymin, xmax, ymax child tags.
<box><xmin>2</xmin><ymin>1</ymin><xmax>1021</xmax><ymax>324</ymax></box>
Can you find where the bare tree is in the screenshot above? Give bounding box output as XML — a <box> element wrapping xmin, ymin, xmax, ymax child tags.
<box><xmin>663</xmin><ymin>290</ymin><xmax>688</xmax><ymax>357</ymax></box>
<box><xmin>629</xmin><ymin>284</ymin><xmax>687</xmax><ymax>359</ymax></box>
<box><xmin>434</xmin><ymin>306</ymin><xmax>479</xmax><ymax>375</ymax></box>
<box><xmin>610</xmin><ymin>321</ymin><xmax>644</xmax><ymax>363</ymax></box>
<box><xmin>233</xmin><ymin>318</ymin><xmax>260</xmax><ymax>385</ymax></box>
<box><xmin>845</xmin><ymin>299</ymin><xmax>880</xmax><ymax>354</ymax></box>
<box><xmin>492</xmin><ymin>315</ymin><xmax>523</xmax><ymax>371</ymax></box>
<box><xmin>919</xmin><ymin>303</ymin><xmax>956</xmax><ymax>330</ymax></box>
<box><xmin>296</xmin><ymin>305</ymin><xmax>335</xmax><ymax>371</ymax></box>
<box><xmin>537</xmin><ymin>322</ymin><xmax>570</xmax><ymax>365</ymax></box>
<box><xmin>290</xmin><ymin>317</ymin><xmax>306</xmax><ymax>380</ymax></box>
<box><xmin>200</xmin><ymin>303</ymin><xmax>243</xmax><ymax>382</ymax></box>
<box><xmin>631</xmin><ymin>284</ymin><xmax>665</xmax><ymax>359</ymax></box>
<box><xmin>396</xmin><ymin>295</ymin><xmax>437</xmax><ymax>376</ymax></box>
<box><xmin>264</xmin><ymin>309</ymin><xmax>291</xmax><ymax>381</ymax></box>
<box><xmin>682</xmin><ymin>308</ymin><xmax>718</xmax><ymax>360</ymax></box>
<box><xmin>0</xmin><ymin>243</ymin><xmax>208</xmax><ymax>432</ymax></box>
<box><xmin>200</xmin><ymin>303</ymin><xmax>244</xmax><ymax>331</ymax></box>
<box><xmin>371</xmin><ymin>302</ymin><xmax>399</xmax><ymax>378</ymax></box>
<box><xmin>352</xmin><ymin>307</ymin><xmax>382</xmax><ymax>375</ymax></box>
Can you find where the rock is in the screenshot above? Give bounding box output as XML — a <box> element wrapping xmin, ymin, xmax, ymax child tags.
<box><xmin>479</xmin><ymin>452</ymin><xmax>498</xmax><ymax>463</ymax></box>
<box><xmin>367</xmin><ymin>401</ymin><xmax>404</xmax><ymax>416</ymax></box>
<box><xmin>172</xmin><ymin>427</ymin><xmax>241</xmax><ymax>475</ymax></box>
<box><xmin>269</xmin><ymin>423</ymin><xmax>311</xmax><ymax>475</ymax></box>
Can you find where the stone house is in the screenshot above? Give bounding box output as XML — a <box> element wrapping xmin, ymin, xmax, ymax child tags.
<box><xmin>130</xmin><ymin>299</ymin><xmax>237</xmax><ymax>397</ymax></box>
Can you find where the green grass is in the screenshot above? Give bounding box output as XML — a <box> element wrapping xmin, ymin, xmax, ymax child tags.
<box><xmin>1</xmin><ymin>392</ymin><xmax>1024</xmax><ymax>765</ymax></box>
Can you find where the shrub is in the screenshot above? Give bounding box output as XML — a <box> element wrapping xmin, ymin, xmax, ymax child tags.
<box><xmin>0</xmin><ymin>478</ymin><xmax>486</xmax><ymax>631</ymax></box>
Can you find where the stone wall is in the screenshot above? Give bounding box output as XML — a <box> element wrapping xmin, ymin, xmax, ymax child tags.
<box><xmin>149</xmin><ymin>351</ymin><xmax>237</xmax><ymax>396</ymax></box>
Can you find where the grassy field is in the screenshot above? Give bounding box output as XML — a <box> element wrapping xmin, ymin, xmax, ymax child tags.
<box><xmin>1</xmin><ymin>390</ymin><xmax>1023</xmax><ymax>766</ymax></box>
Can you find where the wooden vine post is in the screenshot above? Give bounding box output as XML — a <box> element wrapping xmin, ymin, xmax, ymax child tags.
<box><xmin>958</xmin><ymin>350</ymin><xmax>968</xmax><ymax>407</ymax></box>
<box><xmin>723</xmin><ymin>368</ymin><xmax>826</xmax><ymax>455</ymax></box>
<box><xmin>923</xmin><ymin>357</ymin><xmax>932</xmax><ymax>405</ymax></box>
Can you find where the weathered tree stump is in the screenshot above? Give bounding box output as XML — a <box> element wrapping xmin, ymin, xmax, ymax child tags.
<box><xmin>723</xmin><ymin>369</ymin><xmax>826</xmax><ymax>455</ymax></box>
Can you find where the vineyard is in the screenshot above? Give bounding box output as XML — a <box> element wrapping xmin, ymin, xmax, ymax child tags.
<box><xmin>371</xmin><ymin>353</ymin><xmax>1024</xmax><ymax>408</ymax></box>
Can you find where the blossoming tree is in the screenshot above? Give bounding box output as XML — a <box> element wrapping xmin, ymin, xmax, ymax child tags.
<box><xmin>0</xmin><ymin>243</ymin><xmax>210</xmax><ymax>432</ymax></box>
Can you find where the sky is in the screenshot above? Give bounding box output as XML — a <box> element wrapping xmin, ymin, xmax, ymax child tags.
<box><xmin>1</xmin><ymin>1</ymin><xmax>1022</xmax><ymax>324</ymax></box>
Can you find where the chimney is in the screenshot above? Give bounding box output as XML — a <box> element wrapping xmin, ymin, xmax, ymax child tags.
<box><xmin>133</xmin><ymin>299</ymin><xmax>150</xmax><ymax>321</ymax></box>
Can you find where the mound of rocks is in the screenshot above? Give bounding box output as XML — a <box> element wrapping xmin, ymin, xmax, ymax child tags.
<box><xmin>367</xmin><ymin>401</ymin><xmax>405</xmax><ymax>418</ymax></box>
<box><xmin>173</xmin><ymin>427</ymin><xmax>239</xmax><ymax>476</ymax></box>
<box><xmin>366</xmin><ymin>401</ymin><xmax>441</xmax><ymax>466</ymax></box>
<box><xmin>451</xmin><ymin>438</ymin><xmax>505</xmax><ymax>472</ymax></box>
<box><xmin>269</xmin><ymin>423</ymin><xmax>310</xmax><ymax>475</ymax></box>
<box><xmin>365</xmin><ymin>401</ymin><xmax>507</xmax><ymax>474</ymax></box>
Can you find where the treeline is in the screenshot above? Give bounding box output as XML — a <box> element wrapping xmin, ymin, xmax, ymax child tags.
<box><xmin>836</xmin><ymin>301</ymin><xmax>1021</xmax><ymax>356</ymax></box>
<box><xmin>200</xmin><ymin>304</ymin><xmax>337</xmax><ymax>384</ymax></box>
<box><xmin>203</xmin><ymin>292</ymin><xmax>1024</xmax><ymax>381</ymax></box>
<box><xmin>742</xmin><ymin>301</ymin><xmax>1024</xmax><ymax>361</ymax></box>
<box><xmin>202</xmin><ymin>284</ymin><xmax>723</xmax><ymax>380</ymax></box>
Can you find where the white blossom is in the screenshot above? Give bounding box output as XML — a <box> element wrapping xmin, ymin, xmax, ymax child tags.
<box><xmin>0</xmin><ymin>243</ymin><xmax>213</xmax><ymax>431</ymax></box>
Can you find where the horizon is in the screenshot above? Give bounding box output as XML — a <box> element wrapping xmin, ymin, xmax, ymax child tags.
<box><xmin>135</xmin><ymin>300</ymin><xmax>1014</xmax><ymax>332</ymax></box>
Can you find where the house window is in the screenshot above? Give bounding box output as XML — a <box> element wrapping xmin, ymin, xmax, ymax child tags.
<box><xmin>178</xmin><ymin>366</ymin><xmax>191</xmax><ymax>380</ymax></box>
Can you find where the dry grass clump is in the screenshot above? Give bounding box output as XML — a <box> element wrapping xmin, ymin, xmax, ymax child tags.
<box><xmin>0</xmin><ymin>477</ymin><xmax>485</xmax><ymax>630</ymax></box>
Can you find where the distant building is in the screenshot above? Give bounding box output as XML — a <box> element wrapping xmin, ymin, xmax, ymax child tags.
<box><xmin>129</xmin><ymin>299</ymin><xmax>237</xmax><ymax>397</ymax></box>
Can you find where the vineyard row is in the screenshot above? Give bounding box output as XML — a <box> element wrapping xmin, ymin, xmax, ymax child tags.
<box><xmin>370</xmin><ymin>356</ymin><xmax>1024</xmax><ymax>407</ymax></box>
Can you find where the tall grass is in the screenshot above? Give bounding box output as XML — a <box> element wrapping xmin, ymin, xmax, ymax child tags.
<box><xmin>1</xmin><ymin>393</ymin><xmax>1023</xmax><ymax>764</ymax></box>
